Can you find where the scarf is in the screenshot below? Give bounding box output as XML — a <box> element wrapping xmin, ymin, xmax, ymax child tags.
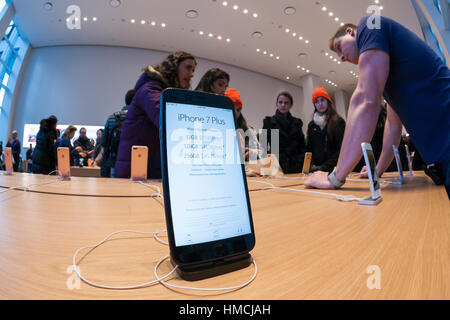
<box><xmin>313</xmin><ymin>111</ymin><xmax>327</xmax><ymax>131</ymax></box>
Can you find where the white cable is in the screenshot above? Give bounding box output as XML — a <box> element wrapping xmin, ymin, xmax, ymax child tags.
<box><xmin>153</xmin><ymin>254</ymin><xmax>258</xmax><ymax>292</ymax></box>
<box><xmin>153</xmin><ymin>229</ymin><xmax>169</xmax><ymax>245</ymax></box>
<box><xmin>72</xmin><ymin>229</ymin><xmax>175</xmax><ymax>290</ymax></box>
<box><xmin>0</xmin><ymin>177</ymin><xmax>62</xmax><ymax>194</ymax></box>
<box><xmin>137</xmin><ymin>181</ymin><xmax>163</xmax><ymax>198</ymax></box>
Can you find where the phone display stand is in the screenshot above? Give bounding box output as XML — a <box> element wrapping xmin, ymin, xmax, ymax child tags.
<box><xmin>59</xmin><ymin>174</ymin><xmax>71</xmax><ymax>181</ymax></box>
<box><xmin>3</xmin><ymin>170</ymin><xmax>13</xmax><ymax>176</ymax></box>
<box><xmin>171</xmin><ymin>252</ymin><xmax>252</xmax><ymax>281</ymax></box>
<box><xmin>358</xmin><ymin>195</ymin><xmax>382</xmax><ymax>206</ymax></box>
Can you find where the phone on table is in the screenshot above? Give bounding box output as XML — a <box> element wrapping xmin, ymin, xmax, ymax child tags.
<box><xmin>131</xmin><ymin>146</ymin><xmax>148</xmax><ymax>181</ymax></box>
<box><xmin>360</xmin><ymin>142</ymin><xmax>382</xmax><ymax>205</ymax></box>
<box><xmin>3</xmin><ymin>147</ymin><xmax>13</xmax><ymax>175</ymax></box>
<box><xmin>392</xmin><ymin>145</ymin><xmax>404</xmax><ymax>185</ymax></box>
<box><xmin>160</xmin><ymin>88</ymin><xmax>255</xmax><ymax>280</ymax></box>
<box><xmin>57</xmin><ymin>147</ymin><xmax>71</xmax><ymax>180</ymax></box>
<box><xmin>302</xmin><ymin>152</ymin><xmax>312</xmax><ymax>174</ymax></box>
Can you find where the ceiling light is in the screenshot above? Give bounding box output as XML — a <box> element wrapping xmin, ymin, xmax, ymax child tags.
<box><xmin>380</xmin><ymin>6</ymin><xmax>383</xmax><ymax>10</ymax></box>
<box><xmin>284</xmin><ymin>6</ymin><xmax>296</xmax><ymax>15</ymax></box>
<box><xmin>292</xmin><ymin>32</ymin><xmax>296</xmax><ymax>37</ymax></box>
<box><xmin>251</xmin><ymin>31</ymin><xmax>263</xmax><ymax>38</ymax></box>
<box><xmin>305</xmin><ymin>40</ymin><xmax>309</xmax><ymax>44</ymax></box>
<box><xmin>217</xmin><ymin>35</ymin><xmax>222</xmax><ymax>40</ymax></box>
<box><xmin>92</xmin><ymin>17</ymin><xmax>97</xmax><ymax>21</ymax></box>
<box><xmin>335</xmin><ymin>17</ymin><xmax>339</xmax><ymax>21</ymax></box>
<box><xmin>243</xmin><ymin>9</ymin><xmax>248</xmax><ymax>14</ymax></box>
<box><xmin>322</xmin><ymin>6</ymin><xmax>327</xmax><ymax>11</ymax></box>
<box><xmin>285</xmin><ymin>28</ymin><xmax>290</xmax><ymax>33</ymax></box>
<box><xmin>270</xmin><ymin>53</ymin><xmax>273</xmax><ymax>57</ymax></box>
<box><xmin>276</xmin><ymin>56</ymin><xmax>280</xmax><ymax>60</ymax></box>
<box><xmin>329</xmin><ymin>12</ymin><xmax>333</xmax><ymax>16</ymax></box>
<box><xmin>256</xmin><ymin>48</ymin><xmax>260</xmax><ymax>52</ymax></box>
<box><xmin>306</xmin><ymin>70</ymin><xmax>310</xmax><ymax>73</ymax></box>
<box><xmin>209</xmin><ymin>33</ymin><xmax>213</xmax><ymax>37</ymax></box>
<box><xmin>185</xmin><ymin>10</ymin><xmax>199</xmax><ymax>18</ymax></box>
<box><xmin>131</xmin><ymin>19</ymin><xmax>135</xmax><ymax>23</ymax></box>
<box><xmin>297</xmin><ymin>65</ymin><xmax>300</xmax><ymax>69</ymax></box>
<box><xmin>340</xmin><ymin>22</ymin><xmax>344</xmax><ymax>26</ymax></box>
<box><xmin>199</xmin><ymin>31</ymin><xmax>204</xmax><ymax>35</ymax></box>
<box><xmin>161</xmin><ymin>23</ymin><xmax>166</xmax><ymax>27</ymax></box>
<box><xmin>302</xmin><ymin>67</ymin><xmax>305</xmax><ymax>71</ymax></box>
<box><xmin>375</xmin><ymin>0</ymin><xmax>379</xmax><ymax>3</ymax></box>
<box><xmin>233</xmin><ymin>5</ymin><xmax>239</xmax><ymax>10</ymax></box>
<box><xmin>151</xmin><ymin>21</ymin><xmax>156</xmax><ymax>26</ymax></box>
<box><xmin>286</xmin><ymin>76</ymin><xmax>290</xmax><ymax>80</ymax></box>
<box><xmin>141</xmin><ymin>20</ymin><xmax>145</xmax><ymax>24</ymax></box>
<box><xmin>43</xmin><ymin>2</ymin><xmax>53</xmax><ymax>11</ymax></box>
<box><xmin>325</xmin><ymin>52</ymin><xmax>329</xmax><ymax>56</ymax></box>
<box><xmin>298</xmin><ymin>36</ymin><xmax>303</xmax><ymax>40</ymax></box>
<box><xmin>222</xmin><ymin>1</ymin><xmax>228</xmax><ymax>6</ymax></box>
<box><xmin>83</xmin><ymin>17</ymin><xmax>88</xmax><ymax>21</ymax></box>
<box><xmin>109</xmin><ymin>0</ymin><xmax>121</xmax><ymax>8</ymax></box>
<box><xmin>252</xmin><ymin>13</ymin><xmax>258</xmax><ymax>18</ymax></box>
<box><xmin>226</xmin><ymin>38</ymin><xmax>230</xmax><ymax>42</ymax></box>
<box><xmin>263</xmin><ymin>51</ymin><xmax>267</xmax><ymax>54</ymax></box>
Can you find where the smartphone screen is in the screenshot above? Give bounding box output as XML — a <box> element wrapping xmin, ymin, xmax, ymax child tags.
<box><xmin>362</xmin><ymin>144</ymin><xmax>381</xmax><ymax>199</ymax></box>
<box><xmin>165</xmin><ymin>101</ymin><xmax>252</xmax><ymax>247</ymax></box>
<box><xmin>392</xmin><ymin>145</ymin><xmax>404</xmax><ymax>183</ymax></box>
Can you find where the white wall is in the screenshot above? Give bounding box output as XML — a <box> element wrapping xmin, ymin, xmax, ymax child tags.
<box><xmin>10</xmin><ymin>45</ymin><xmax>309</xmax><ymax>154</ymax></box>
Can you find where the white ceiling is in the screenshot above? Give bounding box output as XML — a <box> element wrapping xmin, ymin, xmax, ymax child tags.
<box><xmin>12</xmin><ymin>0</ymin><xmax>422</xmax><ymax>95</ymax></box>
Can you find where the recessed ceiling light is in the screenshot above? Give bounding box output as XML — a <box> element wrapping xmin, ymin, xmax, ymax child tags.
<box><xmin>252</xmin><ymin>13</ymin><xmax>258</xmax><ymax>18</ymax></box>
<box><xmin>297</xmin><ymin>65</ymin><xmax>300</xmax><ymax>69</ymax></box>
<box><xmin>233</xmin><ymin>5</ymin><xmax>239</xmax><ymax>10</ymax></box>
<box><xmin>185</xmin><ymin>10</ymin><xmax>199</xmax><ymax>18</ymax></box>
<box><xmin>284</xmin><ymin>6</ymin><xmax>296</xmax><ymax>15</ymax></box>
<box><xmin>226</xmin><ymin>38</ymin><xmax>230</xmax><ymax>42</ymax></box>
<box><xmin>329</xmin><ymin>12</ymin><xmax>333</xmax><ymax>16</ymax></box>
<box><xmin>209</xmin><ymin>33</ymin><xmax>214</xmax><ymax>37</ymax></box>
<box><xmin>92</xmin><ymin>17</ymin><xmax>97</xmax><ymax>21</ymax></box>
<box><xmin>251</xmin><ymin>31</ymin><xmax>263</xmax><ymax>38</ymax></box>
<box><xmin>151</xmin><ymin>21</ymin><xmax>156</xmax><ymax>26</ymax></box>
<box><xmin>298</xmin><ymin>36</ymin><xmax>303</xmax><ymax>40</ymax></box>
<box><xmin>285</xmin><ymin>28</ymin><xmax>290</xmax><ymax>33</ymax></box>
<box><xmin>199</xmin><ymin>31</ymin><xmax>204</xmax><ymax>35</ymax></box>
<box><xmin>306</xmin><ymin>70</ymin><xmax>310</xmax><ymax>73</ymax></box>
<box><xmin>141</xmin><ymin>20</ymin><xmax>145</xmax><ymax>24</ymax></box>
<box><xmin>222</xmin><ymin>1</ymin><xmax>228</xmax><ymax>6</ymax></box>
<box><xmin>263</xmin><ymin>51</ymin><xmax>267</xmax><ymax>55</ymax></box>
<box><xmin>322</xmin><ymin>6</ymin><xmax>327</xmax><ymax>11</ymax></box>
<box><xmin>83</xmin><ymin>17</ymin><xmax>88</xmax><ymax>21</ymax></box>
<box><xmin>217</xmin><ymin>35</ymin><xmax>222</xmax><ymax>40</ymax></box>
<box><xmin>243</xmin><ymin>9</ymin><xmax>248</xmax><ymax>14</ymax></box>
<box><xmin>109</xmin><ymin>0</ymin><xmax>121</xmax><ymax>8</ymax></box>
<box><xmin>305</xmin><ymin>40</ymin><xmax>309</xmax><ymax>44</ymax></box>
<box><xmin>161</xmin><ymin>23</ymin><xmax>166</xmax><ymax>27</ymax></box>
<box><xmin>256</xmin><ymin>48</ymin><xmax>260</xmax><ymax>52</ymax></box>
<box><xmin>43</xmin><ymin>2</ymin><xmax>53</xmax><ymax>11</ymax></box>
<box><xmin>270</xmin><ymin>53</ymin><xmax>273</xmax><ymax>57</ymax></box>
<box><xmin>131</xmin><ymin>19</ymin><xmax>135</xmax><ymax>23</ymax></box>
<box><xmin>276</xmin><ymin>56</ymin><xmax>280</xmax><ymax>60</ymax></box>
<box><xmin>286</xmin><ymin>76</ymin><xmax>290</xmax><ymax>80</ymax></box>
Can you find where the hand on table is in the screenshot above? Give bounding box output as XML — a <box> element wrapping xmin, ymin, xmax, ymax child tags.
<box><xmin>304</xmin><ymin>171</ymin><xmax>335</xmax><ymax>189</ymax></box>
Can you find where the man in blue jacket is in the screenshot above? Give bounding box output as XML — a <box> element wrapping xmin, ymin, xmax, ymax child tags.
<box><xmin>305</xmin><ymin>16</ymin><xmax>450</xmax><ymax>198</ymax></box>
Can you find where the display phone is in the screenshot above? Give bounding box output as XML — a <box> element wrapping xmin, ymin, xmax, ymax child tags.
<box><xmin>392</xmin><ymin>145</ymin><xmax>404</xmax><ymax>185</ymax></box>
<box><xmin>57</xmin><ymin>147</ymin><xmax>71</xmax><ymax>180</ymax></box>
<box><xmin>360</xmin><ymin>142</ymin><xmax>382</xmax><ymax>205</ymax></box>
<box><xmin>3</xmin><ymin>147</ymin><xmax>13</xmax><ymax>175</ymax></box>
<box><xmin>404</xmin><ymin>144</ymin><xmax>413</xmax><ymax>176</ymax></box>
<box><xmin>160</xmin><ymin>88</ymin><xmax>255</xmax><ymax>280</ymax></box>
<box><xmin>130</xmin><ymin>146</ymin><xmax>148</xmax><ymax>181</ymax></box>
<box><xmin>302</xmin><ymin>152</ymin><xmax>312</xmax><ymax>174</ymax></box>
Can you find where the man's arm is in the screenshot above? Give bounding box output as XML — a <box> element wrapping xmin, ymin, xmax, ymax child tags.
<box><xmin>305</xmin><ymin>49</ymin><xmax>390</xmax><ymax>188</ymax></box>
<box><xmin>374</xmin><ymin>104</ymin><xmax>403</xmax><ymax>176</ymax></box>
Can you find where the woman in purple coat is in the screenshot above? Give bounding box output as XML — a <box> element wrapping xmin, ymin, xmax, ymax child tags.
<box><xmin>115</xmin><ymin>51</ymin><xmax>197</xmax><ymax>179</ymax></box>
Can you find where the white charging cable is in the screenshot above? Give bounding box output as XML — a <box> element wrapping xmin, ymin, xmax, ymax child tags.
<box><xmin>248</xmin><ymin>179</ymin><xmax>361</xmax><ymax>202</ymax></box>
<box><xmin>136</xmin><ymin>181</ymin><xmax>163</xmax><ymax>199</ymax></box>
<box><xmin>72</xmin><ymin>229</ymin><xmax>176</xmax><ymax>290</ymax></box>
<box><xmin>0</xmin><ymin>172</ymin><xmax>62</xmax><ymax>194</ymax></box>
<box><xmin>153</xmin><ymin>254</ymin><xmax>258</xmax><ymax>292</ymax></box>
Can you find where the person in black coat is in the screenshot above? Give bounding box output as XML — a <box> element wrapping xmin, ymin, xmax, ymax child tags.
<box><xmin>306</xmin><ymin>87</ymin><xmax>346</xmax><ymax>173</ymax></box>
<box><xmin>31</xmin><ymin>115</ymin><xmax>58</xmax><ymax>175</ymax></box>
<box><xmin>263</xmin><ymin>92</ymin><xmax>306</xmax><ymax>174</ymax></box>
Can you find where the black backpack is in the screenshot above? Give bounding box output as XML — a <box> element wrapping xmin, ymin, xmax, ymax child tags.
<box><xmin>108</xmin><ymin>110</ymin><xmax>128</xmax><ymax>163</ymax></box>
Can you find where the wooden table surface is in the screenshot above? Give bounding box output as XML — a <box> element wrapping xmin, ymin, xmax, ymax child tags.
<box><xmin>0</xmin><ymin>171</ymin><xmax>448</xmax><ymax>299</ymax></box>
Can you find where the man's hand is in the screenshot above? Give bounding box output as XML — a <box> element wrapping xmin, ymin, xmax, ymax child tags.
<box><xmin>304</xmin><ymin>171</ymin><xmax>336</xmax><ymax>189</ymax></box>
<box><xmin>360</xmin><ymin>166</ymin><xmax>368</xmax><ymax>178</ymax></box>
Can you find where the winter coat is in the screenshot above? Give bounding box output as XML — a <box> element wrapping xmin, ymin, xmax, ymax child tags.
<box><xmin>115</xmin><ymin>66</ymin><xmax>170</xmax><ymax>179</ymax></box>
<box><xmin>306</xmin><ymin>117</ymin><xmax>346</xmax><ymax>173</ymax></box>
<box><xmin>31</xmin><ymin>120</ymin><xmax>58</xmax><ymax>174</ymax></box>
<box><xmin>262</xmin><ymin>110</ymin><xmax>306</xmax><ymax>174</ymax></box>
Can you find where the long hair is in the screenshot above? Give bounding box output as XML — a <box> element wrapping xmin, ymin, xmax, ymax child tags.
<box><xmin>152</xmin><ymin>51</ymin><xmax>196</xmax><ymax>88</ymax></box>
<box><xmin>314</xmin><ymin>100</ymin><xmax>341</xmax><ymax>142</ymax></box>
<box><xmin>276</xmin><ymin>91</ymin><xmax>293</xmax><ymax>105</ymax></box>
<box><xmin>195</xmin><ymin>68</ymin><xmax>230</xmax><ymax>93</ymax></box>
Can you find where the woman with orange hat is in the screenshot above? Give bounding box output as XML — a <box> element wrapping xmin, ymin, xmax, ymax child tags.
<box><xmin>306</xmin><ymin>87</ymin><xmax>346</xmax><ymax>173</ymax></box>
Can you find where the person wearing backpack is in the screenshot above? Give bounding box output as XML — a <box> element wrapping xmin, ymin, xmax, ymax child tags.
<box><xmin>114</xmin><ymin>51</ymin><xmax>197</xmax><ymax>179</ymax></box>
<box><xmin>97</xmin><ymin>89</ymin><xmax>135</xmax><ymax>177</ymax></box>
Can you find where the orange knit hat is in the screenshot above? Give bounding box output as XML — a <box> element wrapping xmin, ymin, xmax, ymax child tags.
<box><xmin>225</xmin><ymin>88</ymin><xmax>243</xmax><ymax>108</ymax></box>
<box><xmin>312</xmin><ymin>87</ymin><xmax>332</xmax><ymax>105</ymax></box>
